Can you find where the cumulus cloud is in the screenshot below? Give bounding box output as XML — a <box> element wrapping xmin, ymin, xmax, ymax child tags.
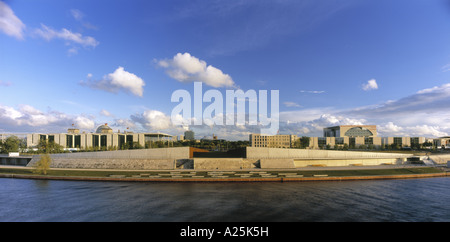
<box><xmin>131</xmin><ymin>110</ymin><xmax>173</xmax><ymax>131</ymax></box>
<box><xmin>112</xmin><ymin>118</ymin><xmax>136</xmax><ymax>130</ymax></box>
<box><xmin>378</xmin><ymin>122</ymin><xmax>448</xmax><ymax>137</ymax></box>
<box><xmin>74</xmin><ymin>116</ymin><xmax>95</xmax><ymax>130</ymax></box>
<box><xmin>0</xmin><ymin>104</ymin><xmax>95</xmax><ymax>132</ymax></box>
<box><xmin>80</xmin><ymin>67</ymin><xmax>146</xmax><ymax>97</ymax></box>
<box><xmin>156</xmin><ymin>52</ymin><xmax>235</xmax><ymax>88</ymax></box>
<box><xmin>0</xmin><ymin>1</ymin><xmax>25</xmax><ymax>39</ymax></box>
<box><xmin>362</xmin><ymin>79</ymin><xmax>378</xmax><ymax>91</ymax></box>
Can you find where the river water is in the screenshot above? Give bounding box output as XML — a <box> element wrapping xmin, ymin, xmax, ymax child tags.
<box><xmin>1</xmin><ymin>177</ymin><xmax>450</xmax><ymax>222</ymax></box>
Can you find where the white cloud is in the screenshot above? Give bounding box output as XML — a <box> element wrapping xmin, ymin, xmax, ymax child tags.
<box><xmin>112</xmin><ymin>118</ymin><xmax>136</xmax><ymax>130</ymax></box>
<box><xmin>0</xmin><ymin>104</ymin><xmax>95</xmax><ymax>132</ymax></box>
<box><xmin>416</xmin><ymin>83</ymin><xmax>450</xmax><ymax>94</ymax></box>
<box><xmin>100</xmin><ymin>109</ymin><xmax>114</xmax><ymax>117</ymax></box>
<box><xmin>299</xmin><ymin>90</ymin><xmax>325</xmax><ymax>94</ymax></box>
<box><xmin>131</xmin><ymin>110</ymin><xmax>173</xmax><ymax>131</ymax></box>
<box><xmin>74</xmin><ymin>116</ymin><xmax>95</xmax><ymax>130</ymax></box>
<box><xmin>70</xmin><ymin>9</ymin><xmax>84</xmax><ymax>21</ymax></box>
<box><xmin>362</xmin><ymin>79</ymin><xmax>378</xmax><ymax>91</ymax></box>
<box><xmin>34</xmin><ymin>23</ymin><xmax>99</xmax><ymax>48</ymax></box>
<box><xmin>80</xmin><ymin>67</ymin><xmax>146</xmax><ymax>97</ymax></box>
<box><xmin>156</xmin><ymin>52</ymin><xmax>235</xmax><ymax>88</ymax></box>
<box><xmin>378</xmin><ymin>122</ymin><xmax>448</xmax><ymax>137</ymax></box>
<box><xmin>0</xmin><ymin>1</ymin><xmax>25</xmax><ymax>40</ymax></box>
<box><xmin>283</xmin><ymin>101</ymin><xmax>301</xmax><ymax>107</ymax></box>
<box><xmin>441</xmin><ymin>63</ymin><xmax>450</xmax><ymax>72</ymax></box>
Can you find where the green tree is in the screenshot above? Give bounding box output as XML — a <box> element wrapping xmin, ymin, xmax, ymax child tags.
<box><xmin>294</xmin><ymin>136</ymin><xmax>310</xmax><ymax>149</ymax></box>
<box><xmin>0</xmin><ymin>136</ymin><xmax>20</xmax><ymax>153</ymax></box>
<box><xmin>37</xmin><ymin>140</ymin><xmax>64</xmax><ymax>154</ymax></box>
<box><xmin>33</xmin><ymin>153</ymin><xmax>52</xmax><ymax>175</ymax></box>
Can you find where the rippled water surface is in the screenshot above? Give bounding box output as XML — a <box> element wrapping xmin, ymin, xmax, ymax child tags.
<box><xmin>1</xmin><ymin>177</ymin><xmax>450</xmax><ymax>222</ymax></box>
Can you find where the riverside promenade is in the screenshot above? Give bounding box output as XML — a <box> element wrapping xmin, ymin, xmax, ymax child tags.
<box><xmin>1</xmin><ymin>164</ymin><xmax>448</xmax><ymax>182</ymax></box>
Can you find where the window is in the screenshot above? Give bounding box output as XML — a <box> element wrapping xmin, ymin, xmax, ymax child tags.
<box><xmin>93</xmin><ymin>135</ymin><xmax>99</xmax><ymax>147</ymax></box>
<box><xmin>118</xmin><ymin>135</ymin><xmax>125</xmax><ymax>148</ymax></box>
<box><xmin>335</xmin><ymin>137</ymin><xmax>344</xmax><ymax>145</ymax></box>
<box><xmin>364</xmin><ymin>137</ymin><xmax>373</xmax><ymax>145</ymax></box>
<box><xmin>101</xmin><ymin>135</ymin><xmax>107</xmax><ymax>147</ymax></box>
<box><xmin>66</xmin><ymin>135</ymin><xmax>73</xmax><ymax>148</ymax></box>
<box><xmin>74</xmin><ymin>135</ymin><xmax>81</xmax><ymax>148</ymax></box>
<box><xmin>393</xmin><ymin>137</ymin><xmax>402</xmax><ymax>146</ymax></box>
<box><xmin>410</xmin><ymin>137</ymin><xmax>419</xmax><ymax>145</ymax></box>
<box><xmin>349</xmin><ymin>137</ymin><xmax>356</xmax><ymax>147</ymax></box>
<box><xmin>318</xmin><ymin>137</ymin><xmax>326</xmax><ymax>147</ymax></box>
<box><xmin>126</xmin><ymin>135</ymin><xmax>133</xmax><ymax>143</ymax></box>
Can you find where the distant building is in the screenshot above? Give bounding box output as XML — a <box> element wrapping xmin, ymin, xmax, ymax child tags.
<box><xmin>26</xmin><ymin>124</ymin><xmax>176</xmax><ymax>150</ymax></box>
<box><xmin>249</xmin><ymin>125</ymin><xmax>450</xmax><ymax>150</ymax></box>
<box><xmin>184</xmin><ymin>130</ymin><xmax>195</xmax><ymax>141</ymax></box>
<box><xmin>323</xmin><ymin>125</ymin><xmax>377</xmax><ymax>137</ymax></box>
<box><xmin>249</xmin><ymin>134</ymin><xmax>298</xmax><ymax>148</ymax></box>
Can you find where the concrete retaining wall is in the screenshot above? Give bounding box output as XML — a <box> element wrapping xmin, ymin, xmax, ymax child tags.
<box><xmin>293</xmin><ymin>158</ymin><xmax>400</xmax><ymax>167</ymax></box>
<box><xmin>246</xmin><ymin>147</ymin><xmax>413</xmax><ymax>159</ymax></box>
<box><xmin>26</xmin><ymin>147</ymin><xmax>190</xmax><ymax>170</ymax></box>
<box><xmin>193</xmin><ymin>158</ymin><xmax>256</xmax><ymax>170</ymax></box>
<box><xmin>45</xmin><ymin>147</ymin><xmax>191</xmax><ymax>160</ymax></box>
<box><xmin>246</xmin><ymin>147</ymin><xmax>412</xmax><ymax>168</ymax></box>
<box><xmin>37</xmin><ymin>158</ymin><xmax>175</xmax><ymax>170</ymax></box>
<box><xmin>428</xmin><ymin>154</ymin><xmax>450</xmax><ymax>164</ymax></box>
<box><xmin>260</xmin><ymin>159</ymin><xmax>295</xmax><ymax>169</ymax></box>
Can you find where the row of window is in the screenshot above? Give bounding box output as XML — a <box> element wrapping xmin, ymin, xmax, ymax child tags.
<box><xmin>39</xmin><ymin>134</ymin><xmax>135</xmax><ymax>148</ymax></box>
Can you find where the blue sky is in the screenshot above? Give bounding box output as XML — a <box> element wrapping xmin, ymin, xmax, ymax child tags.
<box><xmin>1</xmin><ymin>0</ymin><xmax>450</xmax><ymax>140</ymax></box>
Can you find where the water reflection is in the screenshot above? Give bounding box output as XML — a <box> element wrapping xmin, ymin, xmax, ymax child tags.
<box><xmin>0</xmin><ymin>178</ymin><xmax>449</xmax><ymax>221</ymax></box>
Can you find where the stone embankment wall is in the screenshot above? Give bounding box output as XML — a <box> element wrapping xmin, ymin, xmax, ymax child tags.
<box><xmin>246</xmin><ymin>147</ymin><xmax>413</xmax><ymax>159</ymax></box>
<box><xmin>27</xmin><ymin>147</ymin><xmax>190</xmax><ymax>170</ymax></box>
<box><xmin>193</xmin><ymin>158</ymin><xmax>256</xmax><ymax>170</ymax></box>
<box><xmin>428</xmin><ymin>154</ymin><xmax>450</xmax><ymax>165</ymax></box>
<box><xmin>25</xmin><ymin>147</ymin><xmax>420</xmax><ymax>170</ymax></box>
<box><xmin>247</xmin><ymin>147</ymin><xmax>414</xmax><ymax>168</ymax></box>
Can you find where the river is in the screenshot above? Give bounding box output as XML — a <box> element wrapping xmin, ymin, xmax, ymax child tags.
<box><xmin>1</xmin><ymin>177</ymin><xmax>450</xmax><ymax>222</ymax></box>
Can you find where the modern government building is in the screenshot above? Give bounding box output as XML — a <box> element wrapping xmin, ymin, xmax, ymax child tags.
<box><xmin>1</xmin><ymin>124</ymin><xmax>449</xmax><ymax>151</ymax></box>
<box><xmin>250</xmin><ymin>125</ymin><xmax>450</xmax><ymax>149</ymax></box>
<box><xmin>25</xmin><ymin>124</ymin><xmax>176</xmax><ymax>150</ymax></box>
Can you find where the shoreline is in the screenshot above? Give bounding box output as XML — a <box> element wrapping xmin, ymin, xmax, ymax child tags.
<box><xmin>0</xmin><ymin>166</ymin><xmax>448</xmax><ymax>183</ymax></box>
